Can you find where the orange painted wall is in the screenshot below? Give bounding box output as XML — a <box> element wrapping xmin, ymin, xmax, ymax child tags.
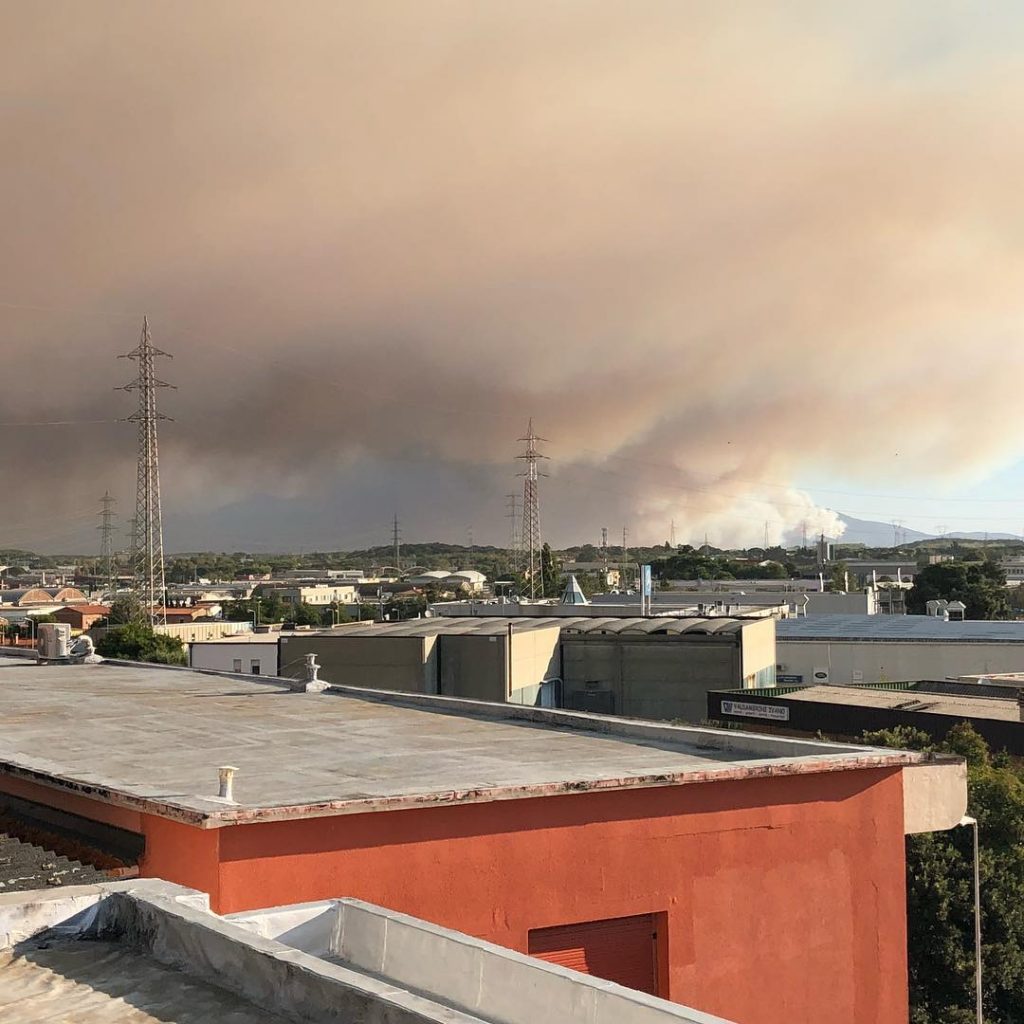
<box><xmin>215</xmin><ymin>768</ymin><xmax>908</xmax><ymax>1024</ymax></box>
<box><xmin>0</xmin><ymin>767</ymin><xmax>909</xmax><ymax>1024</ymax></box>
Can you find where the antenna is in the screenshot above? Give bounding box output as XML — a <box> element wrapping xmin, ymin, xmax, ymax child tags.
<box><xmin>97</xmin><ymin>491</ymin><xmax>117</xmax><ymax>591</ymax></box>
<box><xmin>117</xmin><ymin>316</ymin><xmax>174</xmax><ymax>624</ymax></box>
<box><xmin>670</xmin><ymin>519</ymin><xmax>676</xmax><ymax>548</ymax></box>
<box><xmin>506</xmin><ymin>494</ymin><xmax>521</xmax><ymax>573</ymax></box>
<box><xmin>763</xmin><ymin>520</ymin><xmax>770</xmax><ymax>550</ymax></box>
<box><xmin>392</xmin><ymin>514</ymin><xmax>401</xmax><ymax>574</ymax></box>
<box><xmin>516</xmin><ymin>420</ymin><xmax>548</xmax><ymax>598</ymax></box>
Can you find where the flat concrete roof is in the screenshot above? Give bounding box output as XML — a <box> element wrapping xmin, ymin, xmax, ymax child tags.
<box><xmin>2</xmin><ymin>940</ymin><xmax>285</xmax><ymax>1022</ymax></box>
<box><xmin>777</xmin><ymin>615</ymin><xmax>1024</xmax><ymax>642</ymax></box>
<box><xmin>0</xmin><ymin>663</ymin><xmax>927</xmax><ymax>828</ymax></box>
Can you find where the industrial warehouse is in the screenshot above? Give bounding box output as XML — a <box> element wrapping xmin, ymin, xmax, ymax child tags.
<box><xmin>776</xmin><ymin>615</ymin><xmax>1024</xmax><ymax>685</ymax></box>
<box><xmin>273</xmin><ymin>615</ymin><xmax>776</xmax><ymax>721</ymax></box>
<box><xmin>708</xmin><ymin>679</ymin><xmax>1024</xmax><ymax>755</ymax></box>
<box><xmin>0</xmin><ymin>658</ymin><xmax>966</xmax><ymax>1024</ymax></box>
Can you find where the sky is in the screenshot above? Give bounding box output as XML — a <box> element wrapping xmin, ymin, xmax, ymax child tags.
<box><xmin>4</xmin><ymin>2</ymin><xmax>1024</xmax><ymax>553</ymax></box>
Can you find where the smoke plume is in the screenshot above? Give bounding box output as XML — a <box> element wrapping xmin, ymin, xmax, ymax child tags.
<box><xmin>3</xmin><ymin>2</ymin><xmax>1024</xmax><ymax>551</ymax></box>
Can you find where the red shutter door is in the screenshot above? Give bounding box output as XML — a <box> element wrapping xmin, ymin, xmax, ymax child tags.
<box><xmin>528</xmin><ymin>914</ymin><xmax>657</xmax><ymax>995</ymax></box>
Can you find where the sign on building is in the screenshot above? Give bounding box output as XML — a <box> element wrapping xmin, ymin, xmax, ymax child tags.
<box><xmin>721</xmin><ymin>700</ymin><xmax>790</xmax><ymax>722</ymax></box>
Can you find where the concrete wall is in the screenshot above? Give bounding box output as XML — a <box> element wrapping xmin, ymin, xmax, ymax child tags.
<box><xmin>777</xmin><ymin>638</ymin><xmax>1024</xmax><ymax>685</ymax></box>
<box><xmin>738</xmin><ymin>619</ymin><xmax>776</xmax><ymax>687</ymax></box>
<box><xmin>190</xmin><ymin>641</ymin><xmax>279</xmax><ymax>676</ymax></box>
<box><xmin>562</xmin><ymin>637</ymin><xmax>742</xmax><ymax>722</ymax></box>
<box><xmin>803</xmin><ymin>591</ymin><xmax>877</xmax><ymax>615</ymax></box>
<box><xmin>438</xmin><ymin>626</ymin><xmax>560</xmax><ymax>704</ymax></box>
<box><xmin>279</xmin><ymin>634</ymin><xmax>438</xmax><ymax>693</ymax></box>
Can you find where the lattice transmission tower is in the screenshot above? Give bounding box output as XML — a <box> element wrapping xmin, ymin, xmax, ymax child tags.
<box><xmin>516</xmin><ymin>420</ymin><xmax>548</xmax><ymax>599</ymax></box>
<box><xmin>118</xmin><ymin>317</ymin><xmax>174</xmax><ymax>623</ymax></box>
<box><xmin>97</xmin><ymin>491</ymin><xmax>117</xmax><ymax>590</ymax></box>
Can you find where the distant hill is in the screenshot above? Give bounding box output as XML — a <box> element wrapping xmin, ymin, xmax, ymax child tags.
<box><xmin>835</xmin><ymin>515</ymin><xmax>931</xmax><ymax>546</ymax></box>
<box><xmin>836</xmin><ymin>514</ymin><xmax>1020</xmax><ymax>546</ymax></box>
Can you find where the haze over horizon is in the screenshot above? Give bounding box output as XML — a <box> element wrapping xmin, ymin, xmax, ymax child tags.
<box><xmin>5</xmin><ymin>2</ymin><xmax>1024</xmax><ymax>554</ymax></box>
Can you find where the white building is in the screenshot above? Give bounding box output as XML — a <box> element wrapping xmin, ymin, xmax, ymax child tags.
<box><xmin>189</xmin><ymin>632</ymin><xmax>283</xmax><ymax>676</ymax></box>
<box><xmin>270</xmin><ymin>584</ymin><xmax>359</xmax><ymax>607</ymax></box>
<box><xmin>776</xmin><ymin>615</ymin><xmax>1024</xmax><ymax>685</ymax></box>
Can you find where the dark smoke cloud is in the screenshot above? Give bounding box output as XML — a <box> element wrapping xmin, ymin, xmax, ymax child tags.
<box><xmin>3</xmin><ymin>2</ymin><xmax>1024</xmax><ymax>551</ymax></box>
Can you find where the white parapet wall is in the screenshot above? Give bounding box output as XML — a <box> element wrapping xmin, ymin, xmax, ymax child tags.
<box><xmin>228</xmin><ymin>897</ymin><xmax>737</xmax><ymax>1024</ymax></box>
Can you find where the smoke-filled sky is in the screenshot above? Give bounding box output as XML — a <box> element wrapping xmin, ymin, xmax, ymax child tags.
<box><xmin>4</xmin><ymin>1</ymin><xmax>1024</xmax><ymax>553</ymax></box>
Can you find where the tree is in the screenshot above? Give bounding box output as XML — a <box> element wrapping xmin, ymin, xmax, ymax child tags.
<box><xmin>108</xmin><ymin>595</ymin><xmax>144</xmax><ymax>624</ymax></box>
<box><xmin>540</xmin><ymin>543</ymin><xmax>558</xmax><ymax>598</ymax></box>
<box><xmin>907</xmin><ymin>561</ymin><xmax>1010</xmax><ymax>619</ymax></box>
<box><xmin>290</xmin><ymin>602</ymin><xmax>326</xmax><ymax>627</ymax></box>
<box><xmin>867</xmin><ymin>723</ymin><xmax>1024</xmax><ymax>1023</ymax></box>
<box><xmin>828</xmin><ymin>561</ymin><xmax>850</xmax><ymax>592</ymax></box>
<box><xmin>95</xmin><ymin>622</ymin><xmax>186</xmax><ymax>665</ymax></box>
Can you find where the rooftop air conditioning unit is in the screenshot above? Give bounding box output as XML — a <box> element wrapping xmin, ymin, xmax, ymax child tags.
<box><xmin>37</xmin><ymin>622</ymin><xmax>71</xmax><ymax>661</ymax></box>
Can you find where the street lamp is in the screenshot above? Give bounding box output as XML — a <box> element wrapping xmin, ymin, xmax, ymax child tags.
<box><xmin>959</xmin><ymin>814</ymin><xmax>982</xmax><ymax>1024</ymax></box>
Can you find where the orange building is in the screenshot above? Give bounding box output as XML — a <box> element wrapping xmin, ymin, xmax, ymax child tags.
<box><xmin>52</xmin><ymin>603</ymin><xmax>111</xmax><ymax>631</ymax></box>
<box><xmin>0</xmin><ymin>661</ymin><xmax>966</xmax><ymax>1024</ymax></box>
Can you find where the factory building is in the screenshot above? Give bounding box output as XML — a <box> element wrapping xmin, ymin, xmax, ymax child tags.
<box><xmin>707</xmin><ymin>679</ymin><xmax>1024</xmax><ymax>755</ymax></box>
<box><xmin>560</xmin><ymin>617</ymin><xmax>776</xmax><ymax>721</ymax></box>
<box><xmin>0</xmin><ymin>660</ymin><xmax>966</xmax><ymax>1024</ymax></box>
<box><xmin>278</xmin><ymin>616</ymin><xmax>775</xmax><ymax>721</ymax></box>
<box><xmin>279</xmin><ymin>618</ymin><xmax>561</xmax><ymax>705</ymax></box>
<box><xmin>776</xmin><ymin>615</ymin><xmax>1024</xmax><ymax>685</ymax></box>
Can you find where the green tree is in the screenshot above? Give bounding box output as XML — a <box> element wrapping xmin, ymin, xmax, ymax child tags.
<box><xmin>907</xmin><ymin>561</ymin><xmax>1011</xmax><ymax>619</ymax></box>
<box><xmin>108</xmin><ymin>595</ymin><xmax>144</xmax><ymax>624</ymax></box>
<box><xmin>540</xmin><ymin>543</ymin><xmax>558</xmax><ymax>598</ymax></box>
<box><xmin>290</xmin><ymin>602</ymin><xmax>326</xmax><ymax>626</ymax></box>
<box><xmin>828</xmin><ymin>561</ymin><xmax>850</xmax><ymax>592</ymax></box>
<box><xmin>868</xmin><ymin>723</ymin><xmax>1024</xmax><ymax>1023</ymax></box>
<box><xmin>95</xmin><ymin>623</ymin><xmax>186</xmax><ymax>665</ymax></box>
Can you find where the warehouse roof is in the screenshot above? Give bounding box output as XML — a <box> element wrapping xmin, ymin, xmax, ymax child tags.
<box><xmin>777</xmin><ymin>615</ymin><xmax>1024</xmax><ymax>642</ymax></box>
<box><xmin>286</xmin><ymin>616</ymin><xmax>749</xmax><ymax>638</ymax></box>
<box><xmin>0</xmin><ymin>662</ymin><xmax>924</xmax><ymax>828</ymax></box>
<box><xmin>731</xmin><ymin>684</ymin><xmax>1024</xmax><ymax>723</ymax></box>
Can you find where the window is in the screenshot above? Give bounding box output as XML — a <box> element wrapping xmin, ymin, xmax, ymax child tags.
<box><xmin>250</xmin><ymin>659</ymin><xmax>261</xmax><ymax>675</ymax></box>
<box><xmin>232</xmin><ymin>659</ymin><xmax>242</xmax><ymax>673</ymax></box>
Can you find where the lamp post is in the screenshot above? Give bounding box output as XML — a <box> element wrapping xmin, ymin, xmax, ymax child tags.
<box><xmin>254</xmin><ymin>597</ymin><xmax>262</xmax><ymax>627</ymax></box>
<box><xmin>960</xmin><ymin>814</ymin><xmax>982</xmax><ymax>1024</ymax></box>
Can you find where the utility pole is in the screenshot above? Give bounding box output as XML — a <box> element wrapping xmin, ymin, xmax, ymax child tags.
<box><xmin>621</xmin><ymin>526</ymin><xmax>629</xmax><ymax>590</ymax></box>
<box><xmin>506</xmin><ymin>494</ymin><xmax>521</xmax><ymax>573</ymax></box>
<box><xmin>516</xmin><ymin>420</ymin><xmax>548</xmax><ymax>599</ymax></box>
<box><xmin>670</xmin><ymin>519</ymin><xmax>676</xmax><ymax>548</ymax></box>
<box><xmin>392</xmin><ymin>514</ymin><xmax>401</xmax><ymax>574</ymax></box>
<box><xmin>97</xmin><ymin>492</ymin><xmax>117</xmax><ymax>591</ymax></box>
<box><xmin>117</xmin><ymin>316</ymin><xmax>173</xmax><ymax>624</ymax></box>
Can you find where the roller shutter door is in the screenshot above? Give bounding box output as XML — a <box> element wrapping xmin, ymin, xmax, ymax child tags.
<box><xmin>527</xmin><ymin>914</ymin><xmax>657</xmax><ymax>995</ymax></box>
